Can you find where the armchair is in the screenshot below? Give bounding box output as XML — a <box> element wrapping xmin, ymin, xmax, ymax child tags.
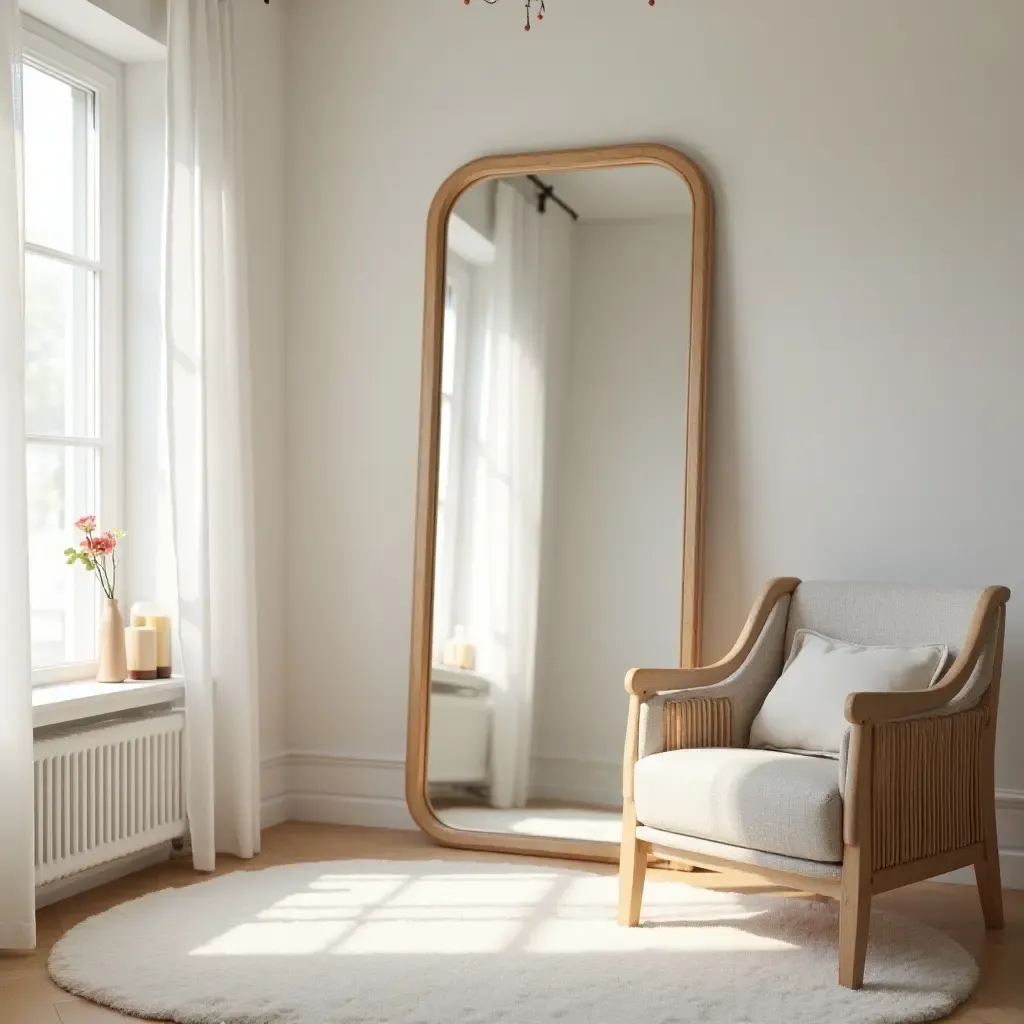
<box><xmin>619</xmin><ymin>577</ymin><xmax>1009</xmax><ymax>989</ymax></box>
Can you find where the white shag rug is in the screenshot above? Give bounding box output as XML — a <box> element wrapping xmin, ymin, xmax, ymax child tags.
<box><xmin>49</xmin><ymin>859</ymin><xmax>978</xmax><ymax>1024</ymax></box>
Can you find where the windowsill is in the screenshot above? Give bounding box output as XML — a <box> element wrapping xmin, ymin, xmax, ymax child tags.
<box><xmin>33</xmin><ymin>676</ymin><xmax>184</xmax><ymax>729</ymax></box>
<box><xmin>431</xmin><ymin>664</ymin><xmax>491</xmax><ymax>694</ymax></box>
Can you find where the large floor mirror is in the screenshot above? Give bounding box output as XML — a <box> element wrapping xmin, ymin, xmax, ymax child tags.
<box><xmin>407</xmin><ymin>144</ymin><xmax>713</xmax><ymax>861</ymax></box>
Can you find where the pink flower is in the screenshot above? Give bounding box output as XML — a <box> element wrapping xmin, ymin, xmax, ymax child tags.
<box><xmin>74</xmin><ymin>515</ymin><xmax>96</xmax><ymax>532</ymax></box>
<box><xmin>95</xmin><ymin>532</ymin><xmax>116</xmax><ymax>554</ymax></box>
<box><xmin>81</xmin><ymin>532</ymin><xmax>116</xmax><ymax>555</ymax></box>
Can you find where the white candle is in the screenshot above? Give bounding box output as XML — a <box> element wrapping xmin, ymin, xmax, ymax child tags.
<box><xmin>146</xmin><ymin>615</ymin><xmax>172</xmax><ymax>678</ymax></box>
<box><xmin>126</xmin><ymin>626</ymin><xmax>158</xmax><ymax>680</ymax></box>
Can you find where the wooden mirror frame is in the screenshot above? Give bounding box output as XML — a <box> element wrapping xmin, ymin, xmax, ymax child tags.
<box><xmin>406</xmin><ymin>143</ymin><xmax>714</xmax><ymax>863</ymax></box>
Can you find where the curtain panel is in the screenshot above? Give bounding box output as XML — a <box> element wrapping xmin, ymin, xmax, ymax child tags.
<box><xmin>164</xmin><ymin>0</ymin><xmax>261</xmax><ymax>869</ymax></box>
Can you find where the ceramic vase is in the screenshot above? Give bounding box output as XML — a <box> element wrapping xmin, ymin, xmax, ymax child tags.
<box><xmin>97</xmin><ymin>597</ymin><xmax>128</xmax><ymax>683</ymax></box>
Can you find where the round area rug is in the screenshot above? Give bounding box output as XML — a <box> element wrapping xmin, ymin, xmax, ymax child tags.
<box><xmin>49</xmin><ymin>859</ymin><xmax>978</xmax><ymax>1024</ymax></box>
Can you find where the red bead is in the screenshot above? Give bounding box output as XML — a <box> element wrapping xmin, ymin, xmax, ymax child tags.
<box><xmin>537</xmin><ymin>12</ymin><xmax>543</xmax><ymax>19</ymax></box>
<box><xmin>649</xmin><ymin>0</ymin><xmax>655</xmax><ymax>5</ymax></box>
<box><xmin>525</xmin><ymin>23</ymin><xmax>530</xmax><ymax>29</ymax></box>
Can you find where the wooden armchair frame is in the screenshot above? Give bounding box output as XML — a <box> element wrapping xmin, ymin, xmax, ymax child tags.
<box><xmin>619</xmin><ymin>577</ymin><xmax>1010</xmax><ymax>989</ymax></box>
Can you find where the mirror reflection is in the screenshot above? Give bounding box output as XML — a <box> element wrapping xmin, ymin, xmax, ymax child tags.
<box><xmin>428</xmin><ymin>165</ymin><xmax>694</xmax><ymax>842</ymax></box>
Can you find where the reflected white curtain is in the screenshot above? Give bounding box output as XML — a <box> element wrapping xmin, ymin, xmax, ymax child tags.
<box><xmin>460</xmin><ymin>183</ymin><xmax>571</xmax><ymax>808</ymax></box>
<box><xmin>164</xmin><ymin>0</ymin><xmax>260</xmax><ymax>869</ymax></box>
<box><xmin>0</xmin><ymin>0</ymin><xmax>34</xmax><ymax>950</ymax></box>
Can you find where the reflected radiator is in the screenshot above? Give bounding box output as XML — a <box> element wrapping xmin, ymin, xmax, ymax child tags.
<box><xmin>33</xmin><ymin>711</ymin><xmax>187</xmax><ymax>886</ymax></box>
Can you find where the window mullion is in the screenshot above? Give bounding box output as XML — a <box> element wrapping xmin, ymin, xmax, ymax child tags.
<box><xmin>26</xmin><ymin>434</ymin><xmax>104</xmax><ymax>449</ymax></box>
<box><xmin>24</xmin><ymin>240</ymin><xmax>102</xmax><ymax>274</ymax></box>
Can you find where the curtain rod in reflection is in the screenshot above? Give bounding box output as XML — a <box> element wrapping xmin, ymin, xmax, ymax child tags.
<box><xmin>526</xmin><ymin>175</ymin><xmax>579</xmax><ymax>221</ymax></box>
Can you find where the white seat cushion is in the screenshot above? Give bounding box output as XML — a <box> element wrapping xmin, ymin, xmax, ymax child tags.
<box><xmin>633</xmin><ymin>747</ymin><xmax>843</xmax><ymax>863</ymax></box>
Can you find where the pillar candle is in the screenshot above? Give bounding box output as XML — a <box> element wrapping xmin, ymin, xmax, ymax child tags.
<box><xmin>126</xmin><ymin>626</ymin><xmax>158</xmax><ymax>680</ymax></box>
<box><xmin>146</xmin><ymin>615</ymin><xmax>172</xmax><ymax>678</ymax></box>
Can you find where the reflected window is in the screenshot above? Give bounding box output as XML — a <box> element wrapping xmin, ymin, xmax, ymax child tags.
<box><xmin>433</xmin><ymin>257</ymin><xmax>474</xmax><ymax>659</ymax></box>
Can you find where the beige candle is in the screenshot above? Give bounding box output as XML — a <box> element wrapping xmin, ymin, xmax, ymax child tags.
<box><xmin>146</xmin><ymin>615</ymin><xmax>172</xmax><ymax>678</ymax></box>
<box><xmin>126</xmin><ymin>626</ymin><xmax>158</xmax><ymax>680</ymax></box>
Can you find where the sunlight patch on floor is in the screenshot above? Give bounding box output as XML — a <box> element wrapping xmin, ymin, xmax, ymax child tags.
<box><xmin>438</xmin><ymin>807</ymin><xmax>623</xmax><ymax>842</ymax></box>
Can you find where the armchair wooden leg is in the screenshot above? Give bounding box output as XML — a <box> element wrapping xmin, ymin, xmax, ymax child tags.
<box><xmin>975</xmin><ymin>842</ymin><xmax>1004</xmax><ymax>930</ymax></box>
<box><xmin>618</xmin><ymin>814</ymin><xmax>647</xmax><ymax>927</ymax></box>
<box><xmin>838</xmin><ymin>854</ymin><xmax>871</xmax><ymax>990</ymax></box>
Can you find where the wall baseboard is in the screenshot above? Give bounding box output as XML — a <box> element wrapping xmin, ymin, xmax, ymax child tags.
<box><xmin>289</xmin><ymin>793</ymin><xmax>415</xmax><ymax>831</ymax></box>
<box><xmin>260</xmin><ymin>752</ymin><xmax>292</xmax><ymax>829</ymax></box>
<box><xmin>261</xmin><ymin>752</ymin><xmax>415</xmax><ymax>832</ymax></box>
<box><xmin>936</xmin><ymin>789</ymin><xmax>1024</xmax><ymax>888</ymax></box>
<box><xmin>261</xmin><ymin>793</ymin><xmax>291</xmax><ymax>830</ymax></box>
<box><xmin>529</xmin><ymin>755</ymin><xmax>621</xmax><ymax>809</ymax></box>
<box><xmin>261</xmin><ymin>754</ymin><xmax>1024</xmax><ymax>890</ymax></box>
<box><xmin>936</xmin><ymin>850</ymin><xmax>1024</xmax><ymax>889</ymax></box>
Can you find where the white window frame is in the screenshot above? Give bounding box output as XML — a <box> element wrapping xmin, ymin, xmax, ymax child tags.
<box><xmin>23</xmin><ymin>20</ymin><xmax>123</xmax><ymax>685</ymax></box>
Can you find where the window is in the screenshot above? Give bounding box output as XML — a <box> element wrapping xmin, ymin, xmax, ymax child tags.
<box><xmin>433</xmin><ymin>255</ymin><xmax>473</xmax><ymax>660</ymax></box>
<box><xmin>23</xmin><ymin>28</ymin><xmax>121</xmax><ymax>683</ymax></box>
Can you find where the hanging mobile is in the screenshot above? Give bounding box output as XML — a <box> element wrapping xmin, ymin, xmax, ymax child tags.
<box><xmin>463</xmin><ymin>0</ymin><xmax>654</xmax><ymax>31</ymax></box>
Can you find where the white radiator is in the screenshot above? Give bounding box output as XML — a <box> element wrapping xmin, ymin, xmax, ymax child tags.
<box><xmin>33</xmin><ymin>710</ymin><xmax>187</xmax><ymax>886</ymax></box>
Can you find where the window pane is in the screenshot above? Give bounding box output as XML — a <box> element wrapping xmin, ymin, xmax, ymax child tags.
<box><xmin>438</xmin><ymin>394</ymin><xmax>455</xmax><ymax>505</ymax></box>
<box><xmin>24</xmin><ymin>63</ymin><xmax>95</xmax><ymax>258</ymax></box>
<box><xmin>432</xmin><ymin>509</ymin><xmax>447</xmax><ymax>658</ymax></box>
<box><xmin>27</xmin><ymin>443</ymin><xmax>99</xmax><ymax>668</ymax></box>
<box><xmin>25</xmin><ymin>252</ymin><xmax>98</xmax><ymax>437</ymax></box>
<box><xmin>441</xmin><ymin>282</ymin><xmax>458</xmax><ymax>396</ymax></box>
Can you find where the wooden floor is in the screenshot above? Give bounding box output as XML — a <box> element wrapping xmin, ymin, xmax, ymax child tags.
<box><xmin>1</xmin><ymin>822</ymin><xmax>1021</xmax><ymax>1022</ymax></box>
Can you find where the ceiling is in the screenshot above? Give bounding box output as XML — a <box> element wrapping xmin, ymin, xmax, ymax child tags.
<box><xmin>535</xmin><ymin>166</ymin><xmax>693</xmax><ymax>221</ymax></box>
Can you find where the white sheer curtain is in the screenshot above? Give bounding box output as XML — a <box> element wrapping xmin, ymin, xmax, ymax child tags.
<box><xmin>0</xmin><ymin>0</ymin><xmax>35</xmax><ymax>950</ymax></box>
<box><xmin>164</xmin><ymin>0</ymin><xmax>260</xmax><ymax>869</ymax></box>
<box><xmin>458</xmin><ymin>183</ymin><xmax>572</xmax><ymax>808</ymax></box>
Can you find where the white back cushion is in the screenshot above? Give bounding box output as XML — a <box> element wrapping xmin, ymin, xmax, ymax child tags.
<box><xmin>749</xmin><ymin>630</ymin><xmax>947</xmax><ymax>757</ymax></box>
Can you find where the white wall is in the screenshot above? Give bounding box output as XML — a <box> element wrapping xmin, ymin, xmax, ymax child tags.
<box><xmin>123</xmin><ymin>60</ymin><xmax>165</xmax><ymax>615</ymax></box>
<box><xmin>88</xmin><ymin>0</ymin><xmax>163</xmax><ymax>42</ymax></box>
<box><xmin>531</xmin><ymin>216</ymin><xmax>691</xmax><ymax>809</ymax></box>
<box><xmin>234</xmin><ymin>0</ymin><xmax>287</xmax><ymax>773</ymax></box>
<box><xmin>283</xmin><ymin>0</ymin><xmax>1024</xmax><ymax>872</ymax></box>
<box><xmin>452</xmin><ymin>179</ymin><xmax>496</xmax><ymax>242</ymax></box>
<box><xmin>123</xmin><ymin>2</ymin><xmax>288</xmax><ymax>808</ymax></box>
<box><xmin>20</xmin><ymin>0</ymin><xmax>166</xmax><ymax>60</ymax></box>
